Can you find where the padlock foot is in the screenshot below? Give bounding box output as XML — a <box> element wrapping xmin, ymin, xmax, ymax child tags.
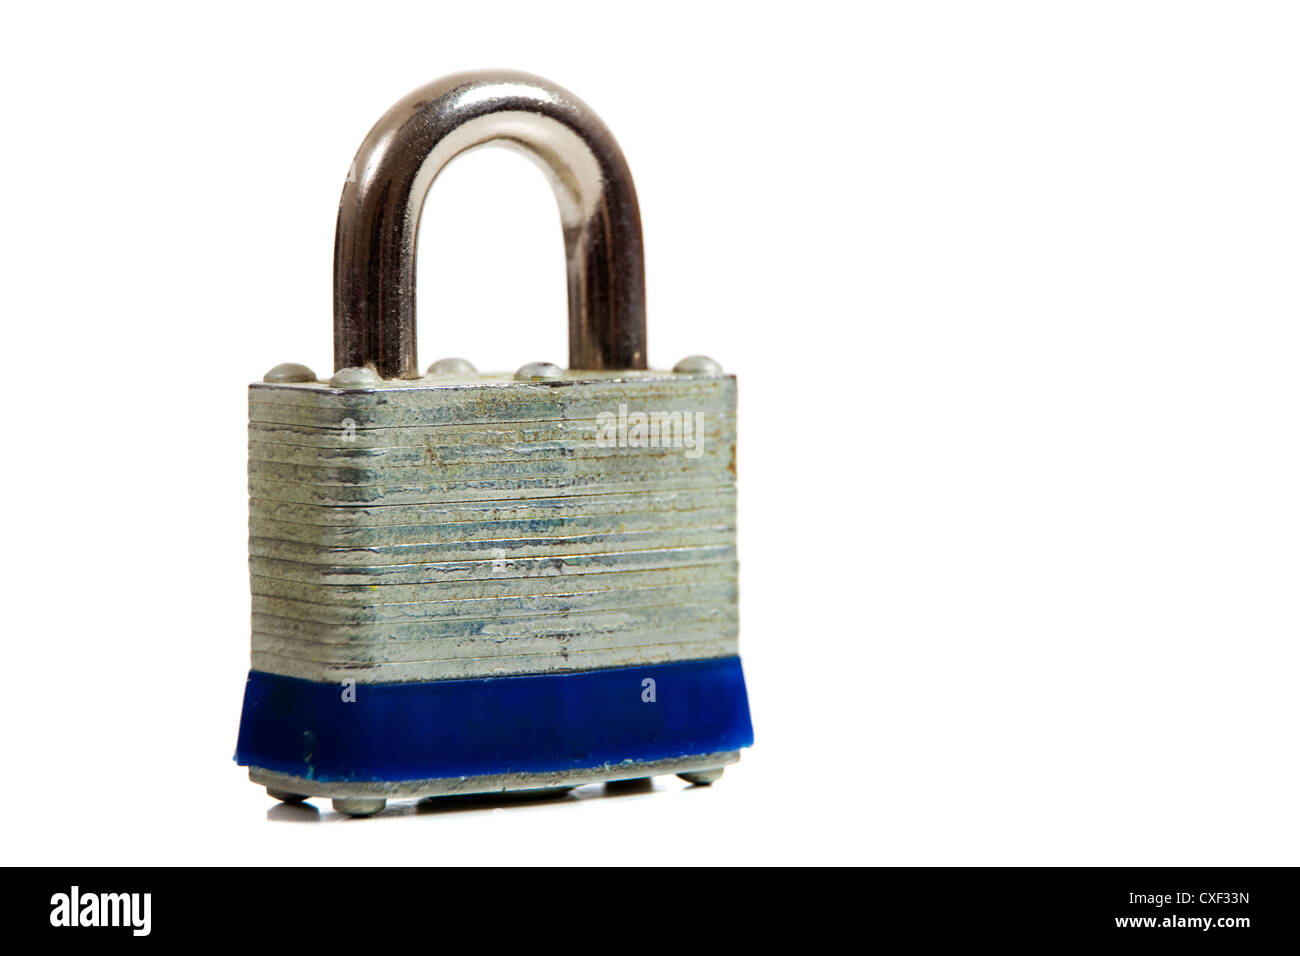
<box><xmin>332</xmin><ymin>797</ymin><xmax>386</xmax><ymax>817</ymax></box>
<box><xmin>266</xmin><ymin>787</ymin><xmax>308</xmax><ymax>804</ymax></box>
<box><xmin>250</xmin><ymin>749</ymin><xmax>741</xmax><ymax>813</ymax></box>
<box><xmin>678</xmin><ymin>768</ymin><xmax>725</xmax><ymax>786</ymax></box>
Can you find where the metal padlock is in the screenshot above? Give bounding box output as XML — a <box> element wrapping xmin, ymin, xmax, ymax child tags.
<box><xmin>234</xmin><ymin>70</ymin><xmax>754</xmax><ymax>815</ymax></box>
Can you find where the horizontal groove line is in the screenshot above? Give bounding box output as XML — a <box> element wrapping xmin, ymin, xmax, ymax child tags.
<box><xmin>252</xmin><ymin>580</ymin><xmax>736</xmax><ymax>610</ymax></box>
<box><xmin>252</xmin><ymin>627</ymin><xmax>735</xmax><ymax>646</ymax></box>
<box><xmin>251</xmin><ymin>622</ymin><xmax>736</xmax><ymax>642</ymax></box>
<box><xmin>246</xmin><ymin>511</ymin><xmax>732</xmax><ymax>531</ymax></box>
<box><xmin>252</xmin><ymin>643</ymin><xmax>737</xmax><ymax>668</ymax></box>
<box><xmin>249</xmin><ymin>476</ymin><xmax>733</xmax><ymax>490</ymax></box>
<box><xmin>247</xmin><ymin>414</ymin><xmax>734</xmax><ymax>430</ymax></box>
<box><xmin>250</xmin><ymin>606</ymin><xmax>734</xmax><ymax>632</ymax></box>
<box><xmin>251</xmin><ymin>599</ymin><xmax>736</xmax><ymax>626</ymax></box>
<box><xmin>249</xmin><ymin>561</ymin><xmax>736</xmax><ymax>588</ymax></box>
<box><xmin>245</xmin><ymin>441</ymin><xmax>734</xmax><ymax>455</ymax></box>
<box><xmin>249</xmin><ymin>526</ymin><xmax>733</xmax><ymax>548</ymax></box>
<box><xmin>248</xmin><ymin>543</ymin><xmax>735</xmax><ymax>564</ymax></box>
<box><xmin>250</xmin><ymin>389</ymin><xmax>731</xmax><ymax>403</ymax></box>
<box><xmin>247</xmin><ymin>486</ymin><xmax>735</xmax><ymax>510</ymax></box>
<box><xmin>246</xmin><ymin>511</ymin><xmax>736</xmax><ymax>528</ymax></box>
<box><xmin>247</xmin><ymin>455</ymin><xmax>733</xmax><ymax>468</ymax></box>
<box><xmin>245</xmin><ymin>427</ymin><xmax>736</xmax><ymax>443</ymax></box>
<box><xmin>247</xmin><ymin>432</ymin><xmax>735</xmax><ymax>447</ymax></box>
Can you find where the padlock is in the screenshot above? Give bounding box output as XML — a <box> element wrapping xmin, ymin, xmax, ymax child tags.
<box><xmin>234</xmin><ymin>70</ymin><xmax>754</xmax><ymax>816</ymax></box>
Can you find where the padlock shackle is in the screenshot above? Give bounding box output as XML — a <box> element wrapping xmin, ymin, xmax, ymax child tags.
<box><xmin>333</xmin><ymin>70</ymin><xmax>648</xmax><ymax>379</ymax></box>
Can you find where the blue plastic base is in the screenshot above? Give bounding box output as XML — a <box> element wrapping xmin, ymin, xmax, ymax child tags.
<box><xmin>235</xmin><ymin>657</ymin><xmax>753</xmax><ymax>783</ymax></box>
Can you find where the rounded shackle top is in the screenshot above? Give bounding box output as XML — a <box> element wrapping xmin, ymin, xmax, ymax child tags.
<box><xmin>333</xmin><ymin>70</ymin><xmax>648</xmax><ymax>379</ymax></box>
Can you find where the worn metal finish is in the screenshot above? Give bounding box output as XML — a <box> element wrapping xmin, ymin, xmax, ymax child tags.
<box><xmin>334</xmin><ymin>70</ymin><xmax>647</xmax><ymax>378</ymax></box>
<box><xmin>250</xmin><ymin>750</ymin><xmax>739</xmax><ymax>802</ymax></box>
<box><xmin>248</xmin><ymin>370</ymin><xmax>737</xmax><ymax>683</ymax></box>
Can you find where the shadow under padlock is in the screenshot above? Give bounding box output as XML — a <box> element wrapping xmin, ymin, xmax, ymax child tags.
<box><xmin>234</xmin><ymin>70</ymin><xmax>754</xmax><ymax>816</ymax></box>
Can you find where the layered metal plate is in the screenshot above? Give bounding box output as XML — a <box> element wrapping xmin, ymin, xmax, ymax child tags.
<box><xmin>247</xmin><ymin>370</ymin><xmax>739</xmax><ymax>684</ymax></box>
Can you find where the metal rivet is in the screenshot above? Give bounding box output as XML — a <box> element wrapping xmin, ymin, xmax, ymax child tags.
<box><xmin>678</xmin><ymin>767</ymin><xmax>725</xmax><ymax>786</ymax></box>
<box><xmin>426</xmin><ymin>357</ymin><xmax>477</xmax><ymax>375</ymax></box>
<box><xmin>329</xmin><ymin>366</ymin><xmax>381</xmax><ymax>388</ymax></box>
<box><xmin>515</xmin><ymin>362</ymin><xmax>565</xmax><ymax>381</ymax></box>
<box><xmin>262</xmin><ymin>362</ymin><xmax>317</xmax><ymax>383</ymax></box>
<box><xmin>331</xmin><ymin>797</ymin><xmax>386</xmax><ymax>817</ymax></box>
<box><xmin>673</xmin><ymin>355</ymin><xmax>722</xmax><ymax>375</ymax></box>
<box><xmin>266</xmin><ymin>788</ymin><xmax>309</xmax><ymax>804</ymax></box>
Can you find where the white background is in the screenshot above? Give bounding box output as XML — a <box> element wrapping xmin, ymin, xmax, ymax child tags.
<box><xmin>2</xmin><ymin>1</ymin><xmax>1297</xmax><ymax>865</ymax></box>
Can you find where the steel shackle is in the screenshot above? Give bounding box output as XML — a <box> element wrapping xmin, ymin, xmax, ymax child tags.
<box><xmin>333</xmin><ymin>70</ymin><xmax>648</xmax><ymax>379</ymax></box>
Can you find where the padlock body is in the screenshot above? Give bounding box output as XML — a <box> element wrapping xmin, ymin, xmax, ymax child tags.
<box><xmin>235</xmin><ymin>370</ymin><xmax>752</xmax><ymax>796</ymax></box>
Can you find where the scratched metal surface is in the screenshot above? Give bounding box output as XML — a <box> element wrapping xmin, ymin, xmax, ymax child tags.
<box><xmin>247</xmin><ymin>372</ymin><xmax>739</xmax><ymax>682</ymax></box>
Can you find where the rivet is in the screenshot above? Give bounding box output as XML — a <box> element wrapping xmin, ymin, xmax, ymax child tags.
<box><xmin>427</xmin><ymin>357</ymin><xmax>477</xmax><ymax>375</ymax></box>
<box><xmin>262</xmin><ymin>362</ymin><xmax>317</xmax><ymax>383</ymax></box>
<box><xmin>329</xmin><ymin>366</ymin><xmax>381</xmax><ymax>388</ymax></box>
<box><xmin>673</xmin><ymin>355</ymin><xmax>722</xmax><ymax>375</ymax></box>
<box><xmin>515</xmin><ymin>362</ymin><xmax>565</xmax><ymax>381</ymax></box>
<box><xmin>331</xmin><ymin>797</ymin><xmax>386</xmax><ymax>817</ymax></box>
